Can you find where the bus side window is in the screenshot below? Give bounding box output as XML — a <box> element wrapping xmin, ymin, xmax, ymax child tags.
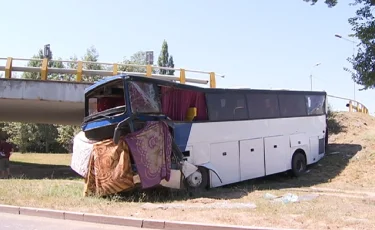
<box><xmin>206</xmin><ymin>93</ymin><xmax>248</xmax><ymax>121</ymax></box>
<box><xmin>278</xmin><ymin>94</ymin><xmax>307</xmax><ymax>117</ymax></box>
<box><xmin>306</xmin><ymin>95</ymin><xmax>325</xmax><ymax>115</ymax></box>
<box><xmin>246</xmin><ymin>93</ymin><xmax>280</xmax><ymax>119</ymax></box>
<box><xmin>233</xmin><ymin>97</ymin><xmax>248</xmax><ymax>120</ymax></box>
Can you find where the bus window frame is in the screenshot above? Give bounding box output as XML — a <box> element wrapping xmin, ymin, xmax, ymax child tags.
<box><xmin>246</xmin><ymin>92</ymin><xmax>281</xmax><ymax>119</ymax></box>
<box><xmin>305</xmin><ymin>94</ymin><xmax>326</xmax><ymax>115</ymax></box>
<box><xmin>83</xmin><ymin>79</ymin><xmax>129</xmax><ymax>122</ymax></box>
<box><xmin>278</xmin><ymin>93</ymin><xmax>308</xmax><ymax>118</ymax></box>
<box><xmin>205</xmin><ymin>92</ymin><xmax>249</xmax><ymax>122</ymax></box>
<box><xmin>127</xmin><ymin>80</ymin><xmax>163</xmax><ymax>115</ymax></box>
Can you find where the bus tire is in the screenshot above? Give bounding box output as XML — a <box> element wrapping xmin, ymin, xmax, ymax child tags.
<box><xmin>291</xmin><ymin>151</ymin><xmax>307</xmax><ymax>177</ymax></box>
<box><xmin>325</xmin><ymin>127</ymin><xmax>329</xmax><ymax>150</ymax></box>
<box><xmin>184</xmin><ymin>166</ymin><xmax>209</xmax><ymax>193</ymax></box>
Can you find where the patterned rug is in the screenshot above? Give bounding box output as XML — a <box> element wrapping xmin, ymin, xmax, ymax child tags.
<box><xmin>124</xmin><ymin>121</ymin><xmax>172</xmax><ymax>189</ymax></box>
<box><xmin>84</xmin><ymin>138</ymin><xmax>135</xmax><ymax>196</ymax></box>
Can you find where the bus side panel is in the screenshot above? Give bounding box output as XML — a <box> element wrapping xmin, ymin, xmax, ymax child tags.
<box><xmin>309</xmin><ymin>136</ymin><xmax>320</xmax><ymax>164</ymax></box>
<box><xmin>264</xmin><ymin>135</ymin><xmax>289</xmax><ymax>176</ymax></box>
<box><xmin>239</xmin><ymin>138</ymin><xmax>265</xmax><ymax>181</ymax></box>
<box><xmin>209</xmin><ymin>141</ymin><xmax>240</xmax><ymax>187</ymax></box>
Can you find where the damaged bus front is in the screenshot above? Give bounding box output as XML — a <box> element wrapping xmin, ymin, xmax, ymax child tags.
<box><xmin>72</xmin><ymin>75</ymin><xmax>215</xmax><ymax>196</ymax></box>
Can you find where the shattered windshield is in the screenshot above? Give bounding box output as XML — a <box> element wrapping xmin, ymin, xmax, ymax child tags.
<box><xmin>128</xmin><ymin>81</ymin><xmax>161</xmax><ymax>114</ymax></box>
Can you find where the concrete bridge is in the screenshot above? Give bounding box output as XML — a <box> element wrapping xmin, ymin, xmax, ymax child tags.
<box><xmin>0</xmin><ymin>79</ymin><xmax>91</xmax><ymax>125</ymax></box>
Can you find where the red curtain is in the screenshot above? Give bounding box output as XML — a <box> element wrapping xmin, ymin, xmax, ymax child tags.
<box><xmin>97</xmin><ymin>97</ymin><xmax>125</xmax><ymax>112</ymax></box>
<box><xmin>160</xmin><ymin>86</ymin><xmax>208</xmax><ymax>121</ymax></box>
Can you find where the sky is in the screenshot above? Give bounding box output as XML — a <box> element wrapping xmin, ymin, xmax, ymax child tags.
<box><xmin>0</xmin><ymin>0</ymin><xmax>373</xmax><ymax>114</ymax></box>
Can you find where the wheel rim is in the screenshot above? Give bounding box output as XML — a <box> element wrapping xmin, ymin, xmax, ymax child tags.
<box><xmin>186</xmin><ymin>171</ymin><xmax>203</xmax><ymax>188</ymax></box>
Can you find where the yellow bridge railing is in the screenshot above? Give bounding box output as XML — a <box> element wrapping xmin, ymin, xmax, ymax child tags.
<box><xmin>0</xmin><ymin>57</ymin><xmax>369</xmax><ymax>114</ymax></box>
<box><xmin>327</xmin><ymin>95</ymin><xmax>369</xmax><ymax>114</ymax></box>
<box><xmin>0</xmin><ymin>57</ymin><xmax>224</xmax><ymax>88</ymax></box>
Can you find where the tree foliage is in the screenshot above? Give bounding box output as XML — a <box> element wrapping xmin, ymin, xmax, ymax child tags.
<box><xmin>303</xmin><ymin>0</ymin><xmax>338</xmax><ymax>7</ymax></box>
<box><xmin>157</xmin><ymin>40</ymin><xmax>175</xmax><ymax>75</ymax></box>
<box><xmin>119</xmin><ymin>51</ymin><xmax>155</xmax><ymax>73</ymax></box>
<box><xmin>347</xmin><ymin>0</ymin><xmax>375</xmax><ymax>90</ymax></box>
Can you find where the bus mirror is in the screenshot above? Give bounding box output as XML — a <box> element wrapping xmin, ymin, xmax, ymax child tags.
<box><xmin>185</xmin><ymin>107</ymin><xmax>197</xmax><ymax>121</ymax></box>
<box><xmin>346</xmin><ymin>103</ymin><xmax>349</xmax><ymax>107</ymax></box>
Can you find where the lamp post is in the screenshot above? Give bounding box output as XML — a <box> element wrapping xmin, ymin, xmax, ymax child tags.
<box><xmin>335</xmin><ymin>34</ymin><xmax>356</xmax><ymax>101</ymax></box>
<box><xmin>310</xmin><ymin>62</ymin><xmax>321</xmax><ymax>91</ymax></box>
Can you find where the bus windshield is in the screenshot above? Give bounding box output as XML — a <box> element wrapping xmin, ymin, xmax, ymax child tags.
<box><xmin>128</xmin><ymin>81</ymin><xmax>161</xmax><ymax>114</ymax></box>
<box><xmin>85</xmin><ymin>79</ymin><xmax>126</xmax><ymax>121</ymax></box>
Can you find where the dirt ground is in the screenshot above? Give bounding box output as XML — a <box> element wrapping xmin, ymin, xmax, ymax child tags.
<box><xmin>2</xmin><ymin>111</ymin><xmax>375</xmax><ymax>230</ymax></box>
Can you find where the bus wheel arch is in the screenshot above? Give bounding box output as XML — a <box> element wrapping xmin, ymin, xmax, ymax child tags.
<box><xmin>291</xmin><ymin>149</ymin><xmax>307</xmax><ymax>177</ymax></box>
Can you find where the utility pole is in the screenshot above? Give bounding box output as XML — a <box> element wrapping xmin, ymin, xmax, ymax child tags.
<box><xmin>310</xmin><ymin>63</ymin><xmax>321</xmax><ymax>91</ymax></box>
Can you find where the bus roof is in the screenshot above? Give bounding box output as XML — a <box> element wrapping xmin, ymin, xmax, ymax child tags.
<box><xmin>84</xmin><ymin>74</ymin><xmax>327</xmax><ymax>96</ymax></box>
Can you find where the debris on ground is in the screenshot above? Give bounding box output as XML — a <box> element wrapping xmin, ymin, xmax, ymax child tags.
<box><xmin>264</xmin><ymin>192</ymin><xmax>319</xmax><ymax>204</ymax></box>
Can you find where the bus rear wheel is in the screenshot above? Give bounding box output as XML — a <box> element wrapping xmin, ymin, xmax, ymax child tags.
<box><xmin>291</xmin><ymin>151</ymin><xmax>307</xmax><ymax>177</ymax></box>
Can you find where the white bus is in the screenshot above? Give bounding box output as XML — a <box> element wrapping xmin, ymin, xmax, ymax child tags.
<box><xmin>79</xmin><ymin>75</ymin><xmax>327</xmax><ymax>191</ymax></box>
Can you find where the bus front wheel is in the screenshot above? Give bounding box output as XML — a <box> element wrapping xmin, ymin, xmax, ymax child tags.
<box><xmin>184</xmin><ymin>166</ymin><xmax>209</xmax><ymax>191</ymax></box>
<box><xmin>291</xmin><ymin>151</ymin><xmax>307</xmax><ymax>177</ymax></box>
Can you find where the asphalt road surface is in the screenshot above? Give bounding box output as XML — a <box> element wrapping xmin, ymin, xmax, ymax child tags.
<box><xmin>0</xmin><ymin>213</ymin><xmax>155</xmax><ymax>230</ymax></box>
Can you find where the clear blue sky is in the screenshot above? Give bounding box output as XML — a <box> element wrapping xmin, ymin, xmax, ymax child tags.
<box><xmin>1</xmin><ymin>0</ymin><xmax>373</xmax><ymax>114</ymax></box>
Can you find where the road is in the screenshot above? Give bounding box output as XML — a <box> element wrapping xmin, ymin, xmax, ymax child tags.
<box><xmin>0</xmin><ymin>213</ymin><xmax>155</xmax><ymax>230</ymax></box>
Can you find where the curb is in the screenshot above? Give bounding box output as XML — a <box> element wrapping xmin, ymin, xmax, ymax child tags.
<box><xmin>0</xmin><ymin>204</ymin><xmax>297</xmax><ymax>230</ymax></box>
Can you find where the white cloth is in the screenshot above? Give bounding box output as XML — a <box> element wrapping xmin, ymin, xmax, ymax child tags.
<box><xmin>71</xmin><ymin>131</ymin><xmax>96</xmax><ymax>178</ymax></box>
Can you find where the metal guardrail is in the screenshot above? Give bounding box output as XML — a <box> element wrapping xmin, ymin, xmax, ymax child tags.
<box><xmin>0</xmin><ymin>57</ymin><xmax>225</xmax><ymax>88</ymax></box>
<box><xmin>328</xmin><ymin>94</ymin><xmax>369</xmax><ymax>114</ymax></box>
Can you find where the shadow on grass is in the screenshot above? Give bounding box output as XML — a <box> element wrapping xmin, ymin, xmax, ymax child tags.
<box><xmin>108</xmin><ymin>143</ymin><xmax>362</xmax><ymax>203</ymax></box>
<box><xmin>9</xmin><ymin>161</ymin><xmax>80</xmax><ymax>180</ymax></box>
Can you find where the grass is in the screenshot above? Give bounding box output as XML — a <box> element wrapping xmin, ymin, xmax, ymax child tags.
<box><xmin>2</xmin><ymin>125</ymin><xmax>375</xmax><ymax>230</ymax></box>
<box><xmin>10</xmin><ymin>153</ymin><xmax>72</xmax><ymax>166</ymax></box>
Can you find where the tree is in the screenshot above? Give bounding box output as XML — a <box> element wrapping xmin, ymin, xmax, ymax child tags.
<box><xmin>157</xmin><ymin>40</ymin><xmax>175</xmax><ymax>75</ymax></box>
<box><xmin>57</xmin><ymin>125</ymin><xmax>81</xmax><ymax>152</ymax></box>
<box><xmin>22</xmin><ymin>49</ymin><xmax>65</xmax><ymax>80</ymax></box>
<box><xmin>82</xmin><ymin>46</ymin><xmax>104</xmax><ymax>82</ymax></box>
<box><xmin>119</xmin><ymin>51</ymin><xmax>158</xmax><ymax>74</ymax></box>
<box><xmin>0</xmin><ymin>122</ymin><xmax>9</xmax><ymax>140</ymax></box>
<box><xmin>347</xmin><ymin>0</ymin><xmax>375</xmax><ymax>90</ymax></box>
<box><xmin>119</xmin><ymin>51</ymin><xmax>147</xmax><ymax>73</ymax></box>
<box><xmin>5</xmin><ymin>122</ymin><xmax>60</xmax><ymax>153</ymax></box>
<box><xmin>65</xmin><ymin>55</ymin><xmax>78</xmax><ymax>81</ymax></box>
<box><xmin>167</xmin><ymin>56</ymin><xmax>175</xmax><ymax>75</ymax></box>
<box><xmin>303</xmin><ymin>0</ymin><xmax>338</xmax><ymax>7</ymax></box>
